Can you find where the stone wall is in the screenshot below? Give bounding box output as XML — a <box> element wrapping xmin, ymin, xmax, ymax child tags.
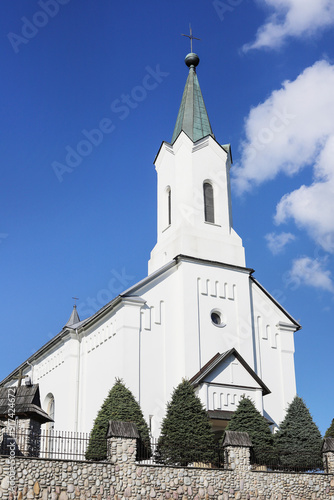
<box><xmin>323</xmin><ymin>439</ymin><xmax>334</xmax><ymax>475</ymax></box>
<box><xmin>324</xmin><ymin>451</ymin><xmax>334</xmax><ymax>475</ymax></box>
<box><xmin>223</xmin><ymin>446</ymin><xmax>250</xmax><ymax>473</ymax></box>
<box><xmin>0</xmin><ymin>436</ymin><xmax>334</xmax><ymax>500</ymax></box>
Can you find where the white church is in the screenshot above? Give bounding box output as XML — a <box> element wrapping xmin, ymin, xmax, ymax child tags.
<box><xmin>0</xmin><ymin>52</ymin><xmax>300</xmax><ymax>439</ymax></box>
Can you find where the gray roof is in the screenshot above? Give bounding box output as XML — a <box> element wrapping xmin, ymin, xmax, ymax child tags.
<box><xmin>322</xmin><ymin>437</ymin><xmax>334</xmax><ymax>453</ymax></box>
<box><xmin>251</xmin><ymin>277</ymin><xmax>301</xmax><ymax>330</ymax></box>
<box><xmin>0</xmin><ymin>385</ymin><xmax>52</xmax><ymax>423</ymax></box>
<box><xmin>171</xmin><ymin>55</ymin><xmax>213</xmax><ymax>143</ymax></box>
<box><xmin>222</xmin><ymin>430</ymin><xmax>253</xmax><ymax>447</ymax></box>
<box><xmin>65</xmin><ymin>305</ymin><xmax>81</xmax><ymax>327</ymax></box>
<box><xmin>106</xmin><ymin>421</ymin><xmax>140</xmax><ymax>439</ymax></box>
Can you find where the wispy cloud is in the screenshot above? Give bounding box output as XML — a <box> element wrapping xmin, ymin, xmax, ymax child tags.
<box><xmin>265</xmin><ymin>232</ymin><xmax>295</xmax><ymax>255</ymax></box>
<box><xmin>243</xmin><ymin>0</ymin><xmax>334</xmax><ymax>52</ymax></box>
<box><xmin>233</xmin><ymin>60</ymin><xmax>334</xmax><ymax>254</ymax></box>
<box><xmin>287</xmin><ymin>256</ymin><xmax>334</xmax><ymax>293</ymax></box>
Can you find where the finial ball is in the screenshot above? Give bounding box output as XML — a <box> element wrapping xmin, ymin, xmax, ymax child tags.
<box><xmin>185</xmin><ymin>53</ymin><xmax>200</xmax><ymax>68</ymax></box>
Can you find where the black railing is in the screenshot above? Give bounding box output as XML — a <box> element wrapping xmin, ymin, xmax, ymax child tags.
<box><xmin>0</xmin><ymin>430</ymin><xmax>325</xmax><ymax>473</ymax></box>
<box><xmin>251</xmin><ymin>449</ymin><xmax>324</xmax><ymax>473</ymax></box>
<box><xmin>137</xmin><ymin>438</ymin><xmax>224</xmax><ymax>468</ymax></box>
<box><xmin>0</xmin><ymin>429</ymin><xmax>105</xmax><ymax>461</ymax></box>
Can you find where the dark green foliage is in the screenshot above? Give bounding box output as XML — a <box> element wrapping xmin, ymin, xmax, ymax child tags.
<box><xmin>225</xmin><ymin>396</ymin><xmax>274</xmax><ymax>463</ymax></box>
<box><xmin>86</xmin><ymin>379</ymin><xmax>151</xmax><ymax>461</ymax></box>
<box><xmin>274</xmin><ymin>396</ymin><xmax>323</xmax><ymax>469</ymax></box>
<box><xmin>325</xmin><ymin>418</ymin><xmax>334</xmax><ymax>438</ymax></box>
<box><xmin>156</xmin><ymin>379</ymin><xmax>215</xmax><ymax>466</ymax></box>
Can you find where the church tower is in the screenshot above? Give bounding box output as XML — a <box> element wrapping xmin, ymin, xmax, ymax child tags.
<box><xmin>149</xmin><ymin>52</ymin><xmax>245</xmax><ymax>274</ymax></box>
<box><xmin>1</xmin><ymin>49</ymin><xmax>299</xmax><ymax>439</ymax></box>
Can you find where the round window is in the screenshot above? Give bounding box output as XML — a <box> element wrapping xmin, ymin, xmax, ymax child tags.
<box><xmin>211</xmin><ymin>310</ymin><xmax>226</xmax><ymax>328</ymax></box>
<box><xmin>211</xmin><ymin>312</ymin><xmax>221</xmax><ymax>325</ymax></box>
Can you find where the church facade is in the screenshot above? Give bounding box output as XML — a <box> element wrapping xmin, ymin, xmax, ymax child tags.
<box><xmin>0</xmin><ymin>52</ymin><xmax>300</xmax><ymax>439</ymax></box>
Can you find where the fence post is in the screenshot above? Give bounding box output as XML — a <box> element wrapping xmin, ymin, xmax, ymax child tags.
<box><xmin>222</xmin><ymin>431</ymin><xmax>252</xmax><ymax>472</ymax></box>
<box><xmin>322</xmin><ymin>438</ymin><xmax>334</xmax><ymax>474</ymax></box>
<box><xmin>106</xmin><ymin>421</ymin><xmax>139</xmax><ymax>465</ymax></box>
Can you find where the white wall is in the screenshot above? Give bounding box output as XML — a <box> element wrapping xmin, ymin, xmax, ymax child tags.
<box><xmin>149</xmin><ymin>133</ymin><xmax>245</xmax><ymax>274</ymax></box>
<box><xmin>19</xmin><ymin>254</ymin><xmax>297</xmax><ymax>439</ymax></box>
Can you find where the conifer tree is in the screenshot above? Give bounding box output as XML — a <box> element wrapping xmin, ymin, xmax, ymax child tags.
<box><xmin>156</xmin><ymin>379</ymin><xmax>215</xmax><ymax>466</ymax></box>
<box><xmin>86</xmin><ymin>378</ymin><xmax>151</xmax><ymax>461</ymax></box>
<box><xmin>325</xmin><ymin>418</ymin><xmax>334</xmax><ymax>438</ymax></box>
<box><xmin>225</xmin><ymin>396</ymin><xmax>274</xmax><ymax>463</ymax></box>
<box><xmin>274</xmin><ymin>396</ymin><xmax>323</xmax><ymax>469</ymax></box>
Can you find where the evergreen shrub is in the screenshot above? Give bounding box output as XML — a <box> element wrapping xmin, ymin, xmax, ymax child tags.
<box><xmin>155</xmin><ymin>379</ymin><xmax>215</xmax><ymax>466</ymax></box>
<box><xmin>274</xmin><ymin>396</ymin><xmax>323</xmax><ymax>470</ymax></box>
<box><xmin>225</xmin><ymin>396</ymin><xmax>274</xmax><ymax>464</ymax></box>
<box><xmin>85</xmin><ymin>378</ymin><xmax>151</xmax><ymax>461</ymax></box>
<box><xmin>325</xmin><ymin>418</ymin><xmax>334</xmax><ymax>438</ymax></box>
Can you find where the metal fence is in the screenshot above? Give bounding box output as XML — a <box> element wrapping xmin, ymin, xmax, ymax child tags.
<box><xmin>0</xmin><ymin>429</ymin><xmax>100</xmax><ymax>460</ymax></box>
<box><xmin>137</xmin><ymin>438</ymin><xmax>225</xmax><ymax>468</ymax></box>
<box><xmin>0</xmin><ymin>430</ymin><xmax>325</xmax><ymax>473</ymax></box>
<box><xmin>0</xmin><ymin>430</ymin><xmax>225</xmax><ymax>467</ymax></box>
<box><xmin>251</xmin><ymin>449</ymin><xmax>324</xmax><ymax>473</ymax></box>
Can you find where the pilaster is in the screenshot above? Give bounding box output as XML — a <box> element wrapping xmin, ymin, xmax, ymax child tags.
<box><xmin>106</xmin><ymin>420</ymin><xmax>139</xmax><ymax>465</ymax></box>
<box><xmin>322</xmin><ymin>437</ymin><xmax>334</xmax><ymax>474</ymax></box>
<box><xmin>222</xmin><ymin>430</ymin><xmax>252</xmax><ymax>472</ymax></box>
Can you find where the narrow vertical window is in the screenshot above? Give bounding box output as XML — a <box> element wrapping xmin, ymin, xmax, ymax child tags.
<box><xmin>47</xmin><ymin>394</ymin><xmax>55</xmax><ymax>430</ymax></box>
<box><xmin>45</xmin><ymin>393</ymin><xmax>55</xmax><ymax>457</ymax></box>
<box><xmin>167</xmin><ymin>187</ymin><xmax>171</xmax><ymax>226</ymax></box>
<box><xmin>203</xmin><ymin>182</ymin><xmax>214</xmax><ymax>223</ymax></box>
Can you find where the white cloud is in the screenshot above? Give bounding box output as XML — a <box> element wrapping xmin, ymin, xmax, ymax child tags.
<box><xmin>275</xmin><ymin>133</ymin><xmax>334</xmax><ymax>253</ymax></box>
<box><xmin>233</xmin><ymin>60</ymin><xmax>334</xmax><ymax>253</ymax></box>
<box><xmin>275</xmin><ymin>183</ymin><xmax>334</xmax><ymax>253</ymax></box>
<box><xmin>287</xmin><ymin>256</ymin><xmax>334</xmax><ymax>292</ymax></box>
<box><xmin>243</xmin><ymin>0</ymin><xmax>334</xmax><ymax>52</ymax></box>
<box><xmin>265</xmin><ymin>232</ymin><xmax>295</xmax><ymax>254</ymax></box>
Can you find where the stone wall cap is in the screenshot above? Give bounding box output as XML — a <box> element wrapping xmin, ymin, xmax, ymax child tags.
<box><xmin>322</xmin><ymin>437</ymin><xmax>334</xmax><ymax>453</ymax></box>
<box><xmin>106</xmin><ymin>420</ymin><xmax>140</xmax><ymax>439</ymax></box>
<box><xmin>223</xmin><ymin>430</ymin><xmax>253</xmax><ymax>447</ymax></box>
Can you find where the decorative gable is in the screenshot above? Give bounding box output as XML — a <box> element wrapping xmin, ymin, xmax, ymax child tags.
<box><xmin>190</xmin><ymin>349</ymin><xmax>270</xmax><ymax>417</ymax></box>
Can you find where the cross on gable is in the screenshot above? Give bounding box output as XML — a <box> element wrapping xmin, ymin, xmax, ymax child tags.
<box><xmin>13</xmin><ymin>368</ymin><xmax>25</xmax><ymax>387</ymax></box>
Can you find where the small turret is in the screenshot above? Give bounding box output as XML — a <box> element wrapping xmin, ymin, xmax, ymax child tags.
<box><xmin>65</xmin><ymin>304</ymin><xmax>80</xmax><ymax>327</ymax></box>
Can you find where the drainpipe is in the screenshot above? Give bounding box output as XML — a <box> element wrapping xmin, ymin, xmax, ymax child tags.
<box><xmin>74</xmin><ymin>328</ymin><xmax>81</xmax><ymax>433</ymax></box>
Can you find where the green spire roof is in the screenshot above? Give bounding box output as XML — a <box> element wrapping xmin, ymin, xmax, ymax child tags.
<box><xmin>171</xmin><ymin>53</ymin><xmax>214</xmax><ymax>144</ymax></box>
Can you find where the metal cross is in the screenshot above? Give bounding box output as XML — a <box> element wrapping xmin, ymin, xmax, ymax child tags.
<box><xmin>182</xmin><ymin>24</ymin><xmax>201</xmax><ymax>53</ymax></box>
<box><xmin>72</xmin><ymin>296</ymin><xmax>79</xmax><ymax>306</ymax></box>
<box><xmin>13</xmin><ymin>368</ymin><xmax>25</xmax><ymax>388</ymax></box>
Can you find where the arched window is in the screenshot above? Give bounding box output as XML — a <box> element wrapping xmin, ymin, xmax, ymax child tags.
<box><xmin>167</xmin><ymin>187</ymin><xmax>171</xmax><ymax>226</ymax></box>
<box><xmin>203</xmin><ymin>182</ymin><xmax>214</xmax><ymax>223</ymax></box>
<box><xmin>44</xmin><ymin>393</ymin><xmax>55</xmax><ymax>457</ymax></box>
<box><xmin>48</xmin><ymin>396</ymin><xmax>55</xmax><ymax>423</ymax></box>
<box><xmin>45</xmin><ymin>393</ymin><xmax>55</xmax><ymax>431</ymax></box>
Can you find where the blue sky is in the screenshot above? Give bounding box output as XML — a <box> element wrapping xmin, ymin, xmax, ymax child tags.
<box><xmin>1</xmin><ymin>0</ymin><xmax>333</xmax><ymax>434</ymax></box>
